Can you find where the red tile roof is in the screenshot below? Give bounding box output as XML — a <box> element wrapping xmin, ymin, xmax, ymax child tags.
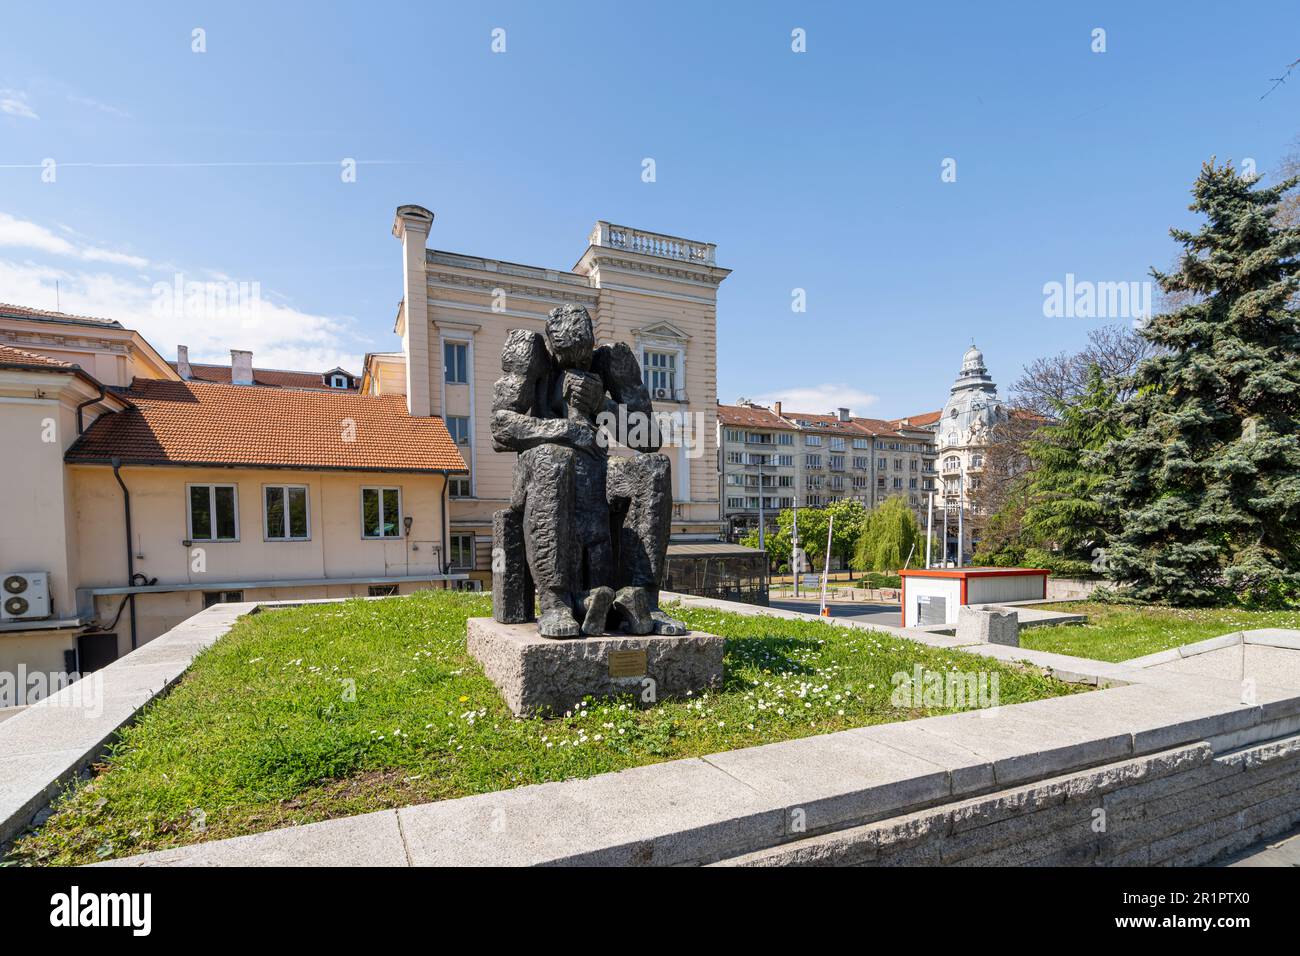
<box><xmin>0</xmin><ymin>301</ymin><xmax>123</xmax><ymax>328</ymax></box>
<box><xmin>719</xmin><ymin>401</ymin><xmax>937</xmax><ymax>442</ymax></box>
<box><xmin>170</xmin><ymin>362</ymin><xmax>358</xmax><ymax>391</ymax></box>
<box><xmin>0</xmin><ymin>342</ymin><xmax>78</xmax><ymax>370</ymax></box>
<box><xmin>66</xmin><ymin>379</ymin><xmax>467</xmax><ymax>473</ymax></box>
<box><xmin>717</xmin><ymin>402</ymin><xmax>794</xmax><ymax>429</ymax></box>
<box><xmin>891</xmin><ymin>410</ymin><xmax>942</xmax><ymax>428</ymax></box>
<box><xmin>782</xmin><ymin>410</ymin><xmax>873</xmax><ymax>435</ymax></box>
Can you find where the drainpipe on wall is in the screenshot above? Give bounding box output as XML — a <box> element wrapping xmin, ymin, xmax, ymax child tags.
<box><xmin>111</xmin><ymin>458</ymin><xmax>138</xmax><ymax>650</ymax></box>
<box><xmin>75</xmin><ymin>382</ymin><xmax>107</xmax><ymax>434</ymax></box>
<box><xmin>440</xmin><ymin>471</ymin><xmax>451</xmax><ymax>575</ymax></box>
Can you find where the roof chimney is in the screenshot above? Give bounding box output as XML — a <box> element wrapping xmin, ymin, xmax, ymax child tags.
<box><xmin>773</xmin><ymin>401</ymin><xmax>782</xmax><ymax>418</ymax></box>
<box><xmin>231</xmin><ymin>349</ymin><xmax>254</xmax><ymax>386</ymax></box>
<box><xmin>177</xmin><ymin>345</ymin><xmax>192</xmax><ymax>380</ymax></box>
<box><xmin>838</xmin><ymin>407</ymin><xmax>850</xmax><ymax>422</ymax></box>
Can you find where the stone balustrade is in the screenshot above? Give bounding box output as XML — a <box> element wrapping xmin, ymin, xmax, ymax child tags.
<box><xmin>589</xmin><ymin>221</ymin><xmax>716</xmax><ymax>265</ymax></box>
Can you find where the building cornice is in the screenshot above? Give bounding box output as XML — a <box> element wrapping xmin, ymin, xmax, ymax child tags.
<box><xmin>426</xmin><ymin>271</ymin><xmax>600</xmax><ymax>307</ymax></box>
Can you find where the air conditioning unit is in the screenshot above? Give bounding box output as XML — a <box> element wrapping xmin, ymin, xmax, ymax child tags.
<box><xmin>654</xmin><ymin>387</ymin><xmax>670</xmax><ymax>400</ymax></box>
<box><xmin>2</xmin><ymin>572</ymin><xmax>51</xmax><ymax>621</ymax></box>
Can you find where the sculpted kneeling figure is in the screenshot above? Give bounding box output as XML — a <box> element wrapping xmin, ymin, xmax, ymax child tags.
<box><xmin>489</xmin><ymin>304</ymin><xmax>687</xmax><ymax>639</ymax></box>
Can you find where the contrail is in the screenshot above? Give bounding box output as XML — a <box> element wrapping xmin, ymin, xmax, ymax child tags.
<box><xmin>0</xmin><ymin>159</ymin><xmax>419</xmax><ymax>169</ymax></box>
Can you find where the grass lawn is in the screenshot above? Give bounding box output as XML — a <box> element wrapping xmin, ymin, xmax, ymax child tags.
<box><xmin>8</xmin><ymin>591</ymin><xmax>1083</xmax><ymax>866</ymax></box>
<box><xmin>1020</xmin><ymin>602</ymin><xmax>1300</xmax><ymax>662</ymax></box>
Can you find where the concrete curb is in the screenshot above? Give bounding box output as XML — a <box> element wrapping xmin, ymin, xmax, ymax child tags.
<box><xmin>0</xmin><ymin>602</ymin><xmax>255</xmax><ymax>849</ymax></box>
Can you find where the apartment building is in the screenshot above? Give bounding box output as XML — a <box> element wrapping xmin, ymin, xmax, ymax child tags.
<box><xmin>366</xmin><ymin>206</ymin><xmax>732</xmax><ymax>590</ymax></box>
<box><xmin>718</xmin><ymin>400</ymin><xmax>938</xmax><ymax>542</ymax></box>
<box><xmin>0</xmin><ymin>302</ymin><xmax>467</xmax><ymax>678</ymax></box>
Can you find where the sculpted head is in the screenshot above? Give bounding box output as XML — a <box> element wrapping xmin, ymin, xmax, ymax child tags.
<box><xmin>545</xmin><ymin>304</ymin><xmax>594</xmax><ymax>370</ymax></box>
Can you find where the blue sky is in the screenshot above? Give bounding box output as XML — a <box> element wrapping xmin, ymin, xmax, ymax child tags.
<box><xmin>1</xmin><ymin>1</ymin><xmax>1296</xmax><ymax>415</ymax></box>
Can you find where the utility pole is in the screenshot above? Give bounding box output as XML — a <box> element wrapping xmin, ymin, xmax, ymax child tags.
<box><xmin>819</xmin><ymin>512</ymin><xmax>834</xmax><ymax>616</ymax></box>
<box><xmin>792</xmin><ymin>497</ymin><xmax>800</xmax><ymax>598</ymax></box>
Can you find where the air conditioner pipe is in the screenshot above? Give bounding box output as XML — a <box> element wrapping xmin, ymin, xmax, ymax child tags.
<box><xmin>111</xmin><ymin>458</ymin><xmax>138</xmax><ymax>650</ymax></box>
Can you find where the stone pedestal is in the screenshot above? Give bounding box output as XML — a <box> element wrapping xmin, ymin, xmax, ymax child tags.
<box><xmin>467</xmin><ymin>617</ymin><xmax>724</xmax><ymax>717</ymax></box>
<box><xmin>958</xmin><ymin>606</ymin><xmax>1020</xmax><ymax>646</ymax></box>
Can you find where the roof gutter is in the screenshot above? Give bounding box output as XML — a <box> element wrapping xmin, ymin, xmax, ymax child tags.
<box><xmin>63</xmin><ymin>458</ymin><xmax>468</xmax><ymax>475</ymax></box>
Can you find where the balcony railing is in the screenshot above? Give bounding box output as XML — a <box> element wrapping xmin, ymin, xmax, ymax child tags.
<box><xmin>590</xmin><ymin>222</ymin><xmax>717</xmax><ymax>265</ymax></box>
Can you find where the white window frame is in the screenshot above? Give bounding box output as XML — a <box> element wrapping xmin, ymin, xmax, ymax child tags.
<box><xmin>263</xmin><ymin>484</ymin><xmax>311</xmax><ymax>542</ymax></box>
<box><xmin>449</xmin><ymin>475</ymin><xmax>472</xmax><ymax>498</ymax></box>
<box><xmin>444</xmin><ymin>341</ymin><xmax>469</xmax><ymax>384</ymax></box>
<box><xmin>642</xmin><ymin>348</ymin><xmax>677</xmax><ymax>396</ymax></box>
<box><xmin>329</xmin><ymin>374</ymin><xmax>349</xmax><ymax>389</ymax></box>
<box><xmin>449</xmin><ymin>533</ymin><xmax>475</xmax><ymax>570</ymax></box>
<box><xmin>187</xmin><ymin>483</ymin><xmax>240</xmax><ymax>542</ymax></box>
<box><xmin>361</xmin><ymin>486</ymin><xmax>403</xmax><ymax>539</ymax></box>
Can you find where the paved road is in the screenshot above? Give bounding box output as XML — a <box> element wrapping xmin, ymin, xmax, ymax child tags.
<box><xmin>767</xmin><ymin>598</ymin><xmax>903</xmax><ymax>629</ymax></box>
<box><xmin>1222</xmin><ymin>823</ymin><xmax>1300</xmax><ymax>867</ymax></box>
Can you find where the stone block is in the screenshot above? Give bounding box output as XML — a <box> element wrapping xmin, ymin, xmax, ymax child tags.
<box><xmin>100</xmin><ymin>809</ymin><xmax>408</xmax><ymax>867</ymax></box>
<box><xmin>396</xmin><ymin>757</ymin><xmax>785</xmax><ymax>866</ymax></box>
<box><xmin>856</xmin><ymin>721</ymin><xmax>996</xmax><ymax>797</ymax></box>
<box><xmin>702</xmin><ymin>732</ymin><xmax>952</xmax><ymax>835</ymax></box>
<box><xmin>466</xmin><ymin>616</ymin><xmax>722</xmax><ymax>717</ymax></box>
<box><xmin>957</xmin><ymin>606</ymin><xmax>1019</xmax><ymax>646</ymax></box>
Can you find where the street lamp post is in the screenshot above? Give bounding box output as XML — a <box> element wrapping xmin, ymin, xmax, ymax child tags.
<box><xmin>792</xmin><ymin>496</ymin><xmax>800</xmax><ymax>598</ymax></box>
<box><xmin>957</xmin><ymin>464</ymin><xmax>965</xmax><ymax>568</ymax></box>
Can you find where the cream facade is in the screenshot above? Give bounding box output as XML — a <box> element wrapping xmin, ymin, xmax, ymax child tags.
<box><xmin>375</xmin><ymin>207</ymin><xmax>731</xmax><ymax>587</ymax></box>
<box><xmin>69</xmin><ymin>464</ymin><xmax>455</xmax><ymax>665</ymax></box>
<box><xmin>0</xmin><ymin>305</ymin><xmax>465</xmax><ymax>683</ymax></box>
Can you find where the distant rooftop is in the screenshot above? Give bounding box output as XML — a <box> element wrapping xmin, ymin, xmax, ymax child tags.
<box><xmin>0</xmin><ymin>301</ymin><xmax>123</xmax><ymax>329</ymax></box>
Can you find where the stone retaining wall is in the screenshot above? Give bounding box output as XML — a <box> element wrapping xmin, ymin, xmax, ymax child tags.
<box><xmin>720</xmin><ymin>727</ymin><xmax>1300</xmax><ymax>866</ymax></box>
<box><xmin>1045</xmin><ymin>577</ymin><xmax>1102</xmax><ymax>602</ymax></box>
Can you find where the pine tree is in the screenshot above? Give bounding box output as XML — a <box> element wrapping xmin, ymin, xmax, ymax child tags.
<box><xmin>1102</xmin><ymin>161</ymin><xmax>1300</xmax><ymax>605</ymax></box>
<box><xmin>1021</xmin><ymin>366</ymin><xmax>1123</xmax><ymax>557</ymax></box>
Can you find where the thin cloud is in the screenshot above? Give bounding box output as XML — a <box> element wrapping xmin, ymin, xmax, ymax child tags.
<box><xmin>0</xmin><ymin>89</ymin><xmax>38</xmax><ymax>120</ymax></box>
<box><xmin>67</xmin><ymin>94</ymin><xmax>131</xmax><ymax>118</ymax></box>
<box><xmin>0</xmin><ymin>212</ymin><xmax>150</xmax><ymax>268</ymax></box>
<box><xmin>749</xmin><ymin>384</ymin><xmax>880</xmax><ymax>416</ymax></box>
<box><xmin>0</xmin><ymin>212</ymin><xmax>366</xmax><ymax>374</ymax></box>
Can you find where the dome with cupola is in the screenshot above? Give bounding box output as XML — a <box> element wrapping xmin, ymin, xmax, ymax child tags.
<box><xmin>937</xmin><ymin>343</ymin><xmax>1004</xmax><ymax>449</ymax></box>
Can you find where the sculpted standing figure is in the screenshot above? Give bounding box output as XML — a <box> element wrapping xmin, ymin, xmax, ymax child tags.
<box><xmin>489</xmin><ymin>304</ymin><xmax>686</xmax><ymax>639</ymax></box>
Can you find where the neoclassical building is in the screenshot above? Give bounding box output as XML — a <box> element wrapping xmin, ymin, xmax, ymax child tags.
<box><xmin>933</xmin><ymin>345</ymin><xmax>1007</xmax><ymax>560</ymax></box>
<box><xmin>368</xmin><ymin>207</ymin><xmax>731</xmax><ymax>590</ymax></box>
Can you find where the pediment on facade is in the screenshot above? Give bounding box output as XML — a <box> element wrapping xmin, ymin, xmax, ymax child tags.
<box><xmin>634</xmin><ymin>321</ymin><xmax>691</xmax><ymax>342</ymax></box>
